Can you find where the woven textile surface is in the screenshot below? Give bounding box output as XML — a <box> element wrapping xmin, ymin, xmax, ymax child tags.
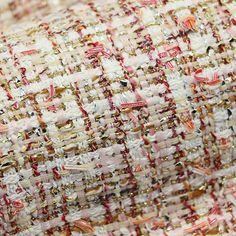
<box><xmin>0</xmin><ymin>0</ymin><xmax>236</xmax><ymax>235</ymax></box>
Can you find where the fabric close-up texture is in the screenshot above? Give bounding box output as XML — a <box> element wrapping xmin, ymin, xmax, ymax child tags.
<box><xmin>0</xmin><ymin>0</ymin><xmax>235</xmax><ymax>235</ymax></box>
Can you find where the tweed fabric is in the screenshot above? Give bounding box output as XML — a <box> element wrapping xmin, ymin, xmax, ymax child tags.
<box><xmin>0</xmin><ymin>0</ymin><xmax>78</xmax><ymax>29</ymax></box>
<box><xmin>0</xmin><ymin>0</ymin><xmax>236</xmax><ymax>235</ymax></box>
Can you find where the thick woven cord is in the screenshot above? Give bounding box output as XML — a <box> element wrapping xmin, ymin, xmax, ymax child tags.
<box><xmin>0</xmin><ymin>0</ymin><xmax>236</xmax><ymax>235</ymax></box>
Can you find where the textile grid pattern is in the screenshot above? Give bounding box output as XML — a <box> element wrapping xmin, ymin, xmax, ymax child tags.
<box><xmin>0</xmin><ymin>0</ymin><xmax>236</xmax><ymax>235</ymax></box>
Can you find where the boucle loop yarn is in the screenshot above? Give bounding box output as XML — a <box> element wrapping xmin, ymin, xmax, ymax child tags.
<box><xmin>0</xmin><ymin>0</ymin><xmax>236</xmax><ymax>235</ymax></box>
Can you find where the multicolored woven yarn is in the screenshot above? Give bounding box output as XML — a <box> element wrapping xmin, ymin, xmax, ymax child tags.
<box><xmin>0</xmin><ymin>0</ymin><xmax>236</xmax><ymax>235</ymax></box>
